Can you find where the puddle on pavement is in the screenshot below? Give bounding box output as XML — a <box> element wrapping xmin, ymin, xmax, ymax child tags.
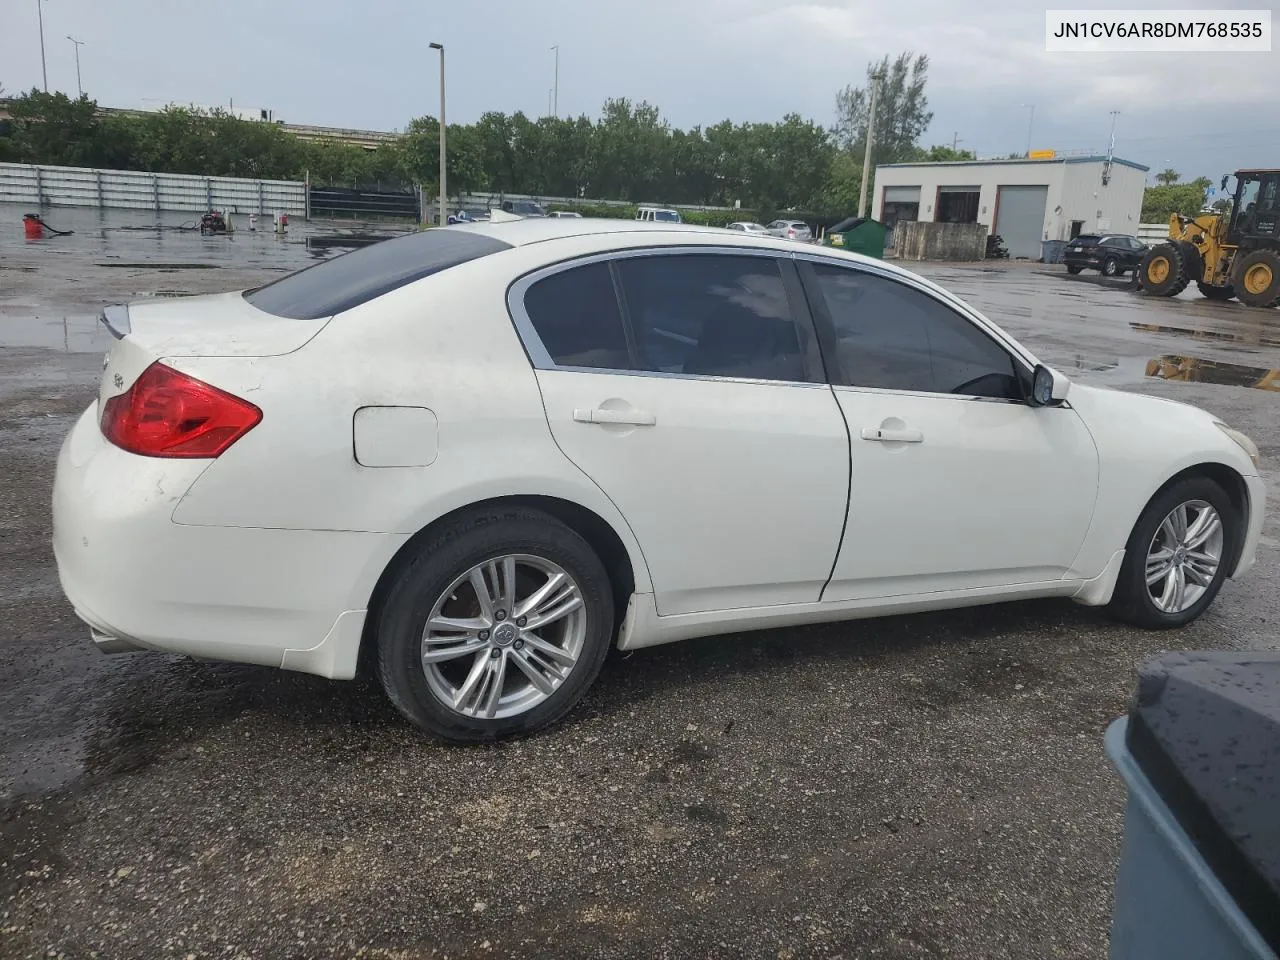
<box><xmin>95</xmin><ymin>262</ymin><xmax>220</xmax><ymax>269</ymax></box>
<box><xmin>1131</xmin><ymin>321</ymin><xmax>1280</xmax><ymax>349</ymax></box>
<box><xmin>1145</xmin><ymin>355</ymin><xmax>1280</xmax><ymax>391</ymax></box>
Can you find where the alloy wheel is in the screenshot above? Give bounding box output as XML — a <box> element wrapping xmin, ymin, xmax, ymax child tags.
<box><xmin>420</xmin><ymin>554</ymin><xmax>587</xmax><ymax>720</ymax></box>
<box><xmin>1144</xmin><ymin>500</ymin><xmax>1224</xmax><ymax>614</ymax></box>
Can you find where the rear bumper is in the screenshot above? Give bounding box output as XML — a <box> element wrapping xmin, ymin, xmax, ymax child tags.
<box><xmin>52</xmin><ymin>405</ymin><xmax>408</xmax><ymax>679</ymax></box>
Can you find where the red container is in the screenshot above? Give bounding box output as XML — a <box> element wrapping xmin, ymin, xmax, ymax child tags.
<box><xmin>23</xmin><ymin>214</ymin><xmax>44</xmax><ymax>240</ymax></box>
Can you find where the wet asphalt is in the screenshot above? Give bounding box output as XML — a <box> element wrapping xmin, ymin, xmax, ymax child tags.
<box><xmin>1</xmin><ymin>204</ymin><xmax>1278</xmax><ymax>959</ymax></box>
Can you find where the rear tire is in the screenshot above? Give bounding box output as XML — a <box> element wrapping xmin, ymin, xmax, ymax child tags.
<box><xmin>1066</xmin><ymin>264</ymin><xmax>1083</xmax><ymax>275</ymax></box>
<box><xmin>1106</xmin><ymin>476</ymin><xmax>1240</xmax><ymax>629</ymax></box>
<box><xmin>1102</xmin><ymin>257</ymin><xmax>1120</xmax><ymax>277</ymax></box>
<box><xmin>1197</xmin><ymin>281</ymin><xmax>1236</xmax><ymax>302</ymax></box>
<box><xmin>1232</xmin><ymin>249</ymin><xmax>1280</xmax><ymax>308</ymax></box>
<box><xmin>1139</xmin><ymin>243</ymin><xmax>1190</xmax><ymax>297</ymax></box>
<box><xmin>374</xmin><ymin>507</ymin><xmax>615</xmax><ymax>743</ymax></box>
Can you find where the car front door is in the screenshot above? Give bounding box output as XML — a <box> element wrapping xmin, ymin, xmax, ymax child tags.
<box><xmin>797</xmin><ymin>258</ymin><xmax>1100</xmax><ymax>602</ymax></box>
<box><xmin>511</xmin><ymin>250</ymin><xmax>851</xmax><ymax>616</ymax></box>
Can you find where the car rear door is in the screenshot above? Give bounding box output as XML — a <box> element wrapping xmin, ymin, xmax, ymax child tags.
<box><xmin>797</xmin><ymin>257</ymin><xmax>1100</xmax><ymax>601</ymax></box>
<box><xmin>510</xmin><ymin>249</ymin><xmax>851</xmax><ymax>617</ymax></box>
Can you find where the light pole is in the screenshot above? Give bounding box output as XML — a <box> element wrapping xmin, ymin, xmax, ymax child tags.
<box><xmin>36</xmin><ymin>0</ymin><xmax>48</xmax><ymax>92</ymax></box>
<box><xmin>551</xmin><ymin>44</ymin><xmax>559</xmax><ymax>117</ymax></box>
<box><xmin>1021</xmin><ymin>103</ymin><xmax>1036</xmax><ymax>157</ymax></box>
<box><xmin>66</xmin><ymin>35</ymin><xmax>84</xmax><ymax>97</ymax></box>
<box><xmin>429</xmin><ymin>42</ymin><xmax>446</xmax><ymax>226</ymax></box>
<box><xmin>857</xmin><ymin>71</ymin><xmax>882</xmax><ymax>219</ymax></box>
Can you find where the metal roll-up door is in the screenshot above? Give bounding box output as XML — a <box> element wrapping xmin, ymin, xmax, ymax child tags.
<box><xmin>883</xmin><ymin>186</ymin><xmax>921</xmax><ymax>203</ymax></box>
<box><xmin>994</xmin><ymin>185</ymin><xmax>1049</xmax><ymax>259</ymax></box>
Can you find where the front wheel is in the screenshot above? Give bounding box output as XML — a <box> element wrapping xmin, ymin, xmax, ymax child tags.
<box><xmin>1106</xmin><ymin>477</ymin><xmax>1240</xmax><ymax>629</ymax></box>
<box><xmin>1139</xmin><ymin>243</ymin><xmax>1190</xmax><ymax>297</ymax></box>
<box><xmin>374</xmin><ymin>508</ymin><xmax>615</xmax><ymax>742</ymax></box>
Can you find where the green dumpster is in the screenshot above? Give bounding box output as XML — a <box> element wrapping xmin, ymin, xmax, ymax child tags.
<box><xmin>824</xmin><ymin>217</ymin><xmax>887</xmax><ymax>258</ymax></box>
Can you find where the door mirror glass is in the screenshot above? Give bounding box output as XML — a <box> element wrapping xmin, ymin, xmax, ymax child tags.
<box><xmin>1031</xmin><ymin>364</ymin><xmax>1070</xmax><ymax>406</ymax></box>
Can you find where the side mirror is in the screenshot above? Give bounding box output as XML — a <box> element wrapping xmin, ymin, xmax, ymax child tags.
<box><xmin>1221</xmin><ymin>175</ymin><xmax>1229</xmax><ymax>191</ymax></box>
<box><xmin>1030</xmin><ymin>364</ymin><xmax>1070</xmax><ymax>407</ymax></box>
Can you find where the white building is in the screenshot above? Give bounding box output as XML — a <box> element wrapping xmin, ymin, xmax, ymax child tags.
<box><xmin>871</xmin><ymin>156</ymin><xmax>1149</xmax><ymax>260</ymax></box>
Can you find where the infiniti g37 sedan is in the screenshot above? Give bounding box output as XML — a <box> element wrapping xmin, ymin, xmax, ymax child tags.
<box><xmin>52</xmin><ymin>219</ymin><xmax>1266</xmax><ymax>742</ymax></box>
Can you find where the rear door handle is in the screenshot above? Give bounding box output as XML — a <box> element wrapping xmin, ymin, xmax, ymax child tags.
<box><xmin>573</xmin><ymin>407</ymin><xmax>657</xmax><ymax>426</ymax></box>
<box><xmin>860</xmin><ymin>426</ymin><xmax>923</xmax><ymax>443</ymax></box>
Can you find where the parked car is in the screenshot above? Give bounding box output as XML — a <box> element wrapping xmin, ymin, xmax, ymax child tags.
<box><xmin>1064</xmin><ymin>234</ymin><xmax>1147</xmax><ymax>277</ymax></box>
<box><xmin>635</xmin><ymin>207</ymin><xmax>682</xmax><ymax>223</ymax></box>
<box><xmin>500</xmin><ymin>199</ymin><xmax>547</xmax><ymax>218</ymax></box>
<box><xmin>549</xmin><ymin>211</ymin><xmax>583</xmax><ymax>219</ymax></box>
<box><xmin>726</xmin><ymin>221</ymin><xmax>771</xmax><ymax>235</ymax></box>
<box><xmin>56</xmin><ymin>220</ymin><xmax>1265</xmax><ymax>743</ymax></box>
<box><xmin>767</xmin><ymin>219</ymin><xmax>813</xmax><ymax>242</ymax></box>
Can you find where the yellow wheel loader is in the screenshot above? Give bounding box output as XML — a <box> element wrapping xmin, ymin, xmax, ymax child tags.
<box><xmin>1139</xmin><ymin>169</ymin><xmax>1280</xmax><ymax>308</ymax></box>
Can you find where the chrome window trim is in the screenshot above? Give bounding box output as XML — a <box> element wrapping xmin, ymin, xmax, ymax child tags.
<box><xmin>505</xmin><ymin>245</ymin><xmax>825</xmax><ymax>388</ymax></box>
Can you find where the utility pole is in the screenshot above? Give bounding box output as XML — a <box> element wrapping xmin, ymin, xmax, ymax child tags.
<box><xmin>36</xmin><ymin>0</ymin><xmax>48</xmax><ymax>92</ymax></box>
<box><xmin>857</xmin><ymin>72</ymin><xmax>882</xmax><ymax>219</ymax></box>
<box><xmin>952</xmin><ymin>132</ymin><xmax>962</xmax><ymax>151</ymax></box>
<box><xmin>429</xmin><ymin>42</ymin><xmax>446</xmax><ymax>226</ymax></box>
<box><xmin>66</xmin><ymin>35</ymin><xmax>84</xmax><ymax>97</ymax></box>
<box><xmin>1102</xmin><ymin>110</ymin><xmax>1119</xmax><ymax>185</ymax></box>
<box><xmin>548</xmin><ymin>88</ymin><xmax>553</xmax><ymax>118</ymax></box>
<box><xmin>1022</xmin><ymin>103</ymin><xmax>1036</xmax><ymax>157</ymax></box>
<box><xmin>551</xmin><ymin>44</ymin><xmax>559</xmax><ymax>117</ymax></box>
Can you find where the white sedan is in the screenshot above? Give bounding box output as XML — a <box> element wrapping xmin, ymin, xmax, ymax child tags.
<box><xmin>53</xmin><ymin>219</ymin><xmax>1266</xmax><ymax>742</ymax></box>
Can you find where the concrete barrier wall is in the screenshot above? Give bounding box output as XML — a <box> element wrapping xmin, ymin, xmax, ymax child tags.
<box><xmin>0</xmin><ymin>162</ymin><xmax>306</xmax><ymax>216</ymax></box>
<box><xmin>891</xmin><ymin>221</ymin><xmax>989</xmax><ymax>261</ymax></box>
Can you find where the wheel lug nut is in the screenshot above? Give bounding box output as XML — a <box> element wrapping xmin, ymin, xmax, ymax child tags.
<box><xmin>479</xmin><ymin>630</ymin><xmax>490</xmax><ymax>641</ymax></box>
<box><xmin>490</xmin><ymin>648</ymin><xmax>501</xmax><ymax>659</ymax></box>
<box><xmin>517</xmin><ymin>616</ymin><xmax>527</xmax><ymax>627</ymax></box>
<box><xmin>513</xmin><ymin>639</ymin><xmax>524</xmax><ymax>650</ymax></box>
<box><xmin>495</xmin><ymin>609</ymin><xmax>507</xmax><ymax>621</ymax></box>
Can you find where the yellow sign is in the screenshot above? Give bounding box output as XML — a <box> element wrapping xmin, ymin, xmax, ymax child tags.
<box><xmin>1028</xmin><ymin>149</ymin><xmax>1056</xmax><ymax>160</ymax></box>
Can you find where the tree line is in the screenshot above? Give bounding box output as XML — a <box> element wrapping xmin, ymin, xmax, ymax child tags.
<box><xmin>1</xmin><ymin>53</ymin><xmax>978</xmax><ymax>219</ymax></box>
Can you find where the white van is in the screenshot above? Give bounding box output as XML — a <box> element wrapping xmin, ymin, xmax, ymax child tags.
<box><xmin>635</xmin><ymin>207</ymin><xmax>682</xmax><ymax>224</ymax></box>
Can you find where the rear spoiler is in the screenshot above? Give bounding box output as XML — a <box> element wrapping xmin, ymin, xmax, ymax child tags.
<box><xmin>100</xmin><ymin>304</ymin><xmax>131</xmax><ymax>340</ymax></box>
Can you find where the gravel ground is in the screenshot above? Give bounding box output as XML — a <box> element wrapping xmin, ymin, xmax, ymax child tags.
<box><xmin>1</xmin><ymin>213</ymin><xmax>1278</xmax><ymax>959</ymax></box>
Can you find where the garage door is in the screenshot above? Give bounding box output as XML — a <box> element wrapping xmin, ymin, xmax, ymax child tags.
<box><xmin>995</xmin><ymin>185</ymin><xmax>1048</xmax><ymax>259</ymax></box>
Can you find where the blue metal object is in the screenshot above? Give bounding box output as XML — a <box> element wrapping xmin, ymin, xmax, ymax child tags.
<box><xmin>1106</xmin><ymin>718</ymin><xmax>1278</xmax><ymax>960</ymax></box>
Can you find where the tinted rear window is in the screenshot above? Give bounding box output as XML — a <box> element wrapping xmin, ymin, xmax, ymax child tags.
<box><xmin>654</xmin><ymin>210</ymin><xmax>681</xmax><ymax>222</ymax></box>
<box><xmin>1072</xmin><ymin>235</ymin><xmax>1101</xmax><ymax>245</ymax></box>
<box><xmin>245</xmin><ymin>229</ymin><xmax>512</xmax><ymax>320</ymax></box>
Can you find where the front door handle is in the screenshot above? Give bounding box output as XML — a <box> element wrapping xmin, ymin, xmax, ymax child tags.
<box><xmin>573</xmin><ymin>407</ymin><xmax>657</xmax><ymax>426</ymax></box>
<box><xmin>860</xmin><ymin>426</ymin><xmax>923</xmax><ymax>443</ymax></box>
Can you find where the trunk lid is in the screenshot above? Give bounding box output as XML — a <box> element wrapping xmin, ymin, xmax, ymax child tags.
<box><xmin>96</xmin><ymin>291</ymin><xmax>329</xmax><ymax>411</ymax></box>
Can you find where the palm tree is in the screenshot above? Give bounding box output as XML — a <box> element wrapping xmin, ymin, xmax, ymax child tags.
<box><xmin>1156</xmin><ymin>168</ymin><xmax>1180</xmax><ymax>186</ymax></box>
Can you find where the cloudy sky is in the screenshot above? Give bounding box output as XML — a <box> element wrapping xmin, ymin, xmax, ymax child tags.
<box><xmin>3</xmin><ymin>0</ymin><xmax>1276</xmax><ymax>186</ymax></box>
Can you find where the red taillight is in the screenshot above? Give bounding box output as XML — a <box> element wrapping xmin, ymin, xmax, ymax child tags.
<box><xmin>100</xmin><ymin>362</ymin><xmax>262</xmax><ymax>458</ymax></box>
<box><xmin>787</xmin><ymin>228</ymin><xmax>796</xmax><ymax>238</ymax></box>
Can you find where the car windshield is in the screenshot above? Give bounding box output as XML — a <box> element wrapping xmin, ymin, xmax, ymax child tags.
<box><xmin>244</xmin><ymin>230</ymin><xmax>513</xmax><ymax>320</ymax></box>
<box><xmin>654</xmin><ymin>210</ymin><xmax>680</xmax><ymax>222</ymax></box>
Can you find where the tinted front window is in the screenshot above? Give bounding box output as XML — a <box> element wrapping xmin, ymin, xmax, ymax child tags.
<box><xmin>616</xmin><ymin>254</ymin><xmax>810</xmax><ymax>382</ymax></box>
<box><xmin>654</xmin><ymin>210</ymin><xmax>681</xmax><ymax>222</ymax></box>
<box><xmin>523</xmin><ymin>262</ymin><xmax>630</xmax><ymax>369</ymax></box>
<box><xmin>245</xmin><ymin>229</ymin><xmax>512</xmax><ymax>320</ymax></box>
<box><xmin>809</xmin><ymin>264</ymin><xmax>1020</xmax><ymax>400</ymax></box>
